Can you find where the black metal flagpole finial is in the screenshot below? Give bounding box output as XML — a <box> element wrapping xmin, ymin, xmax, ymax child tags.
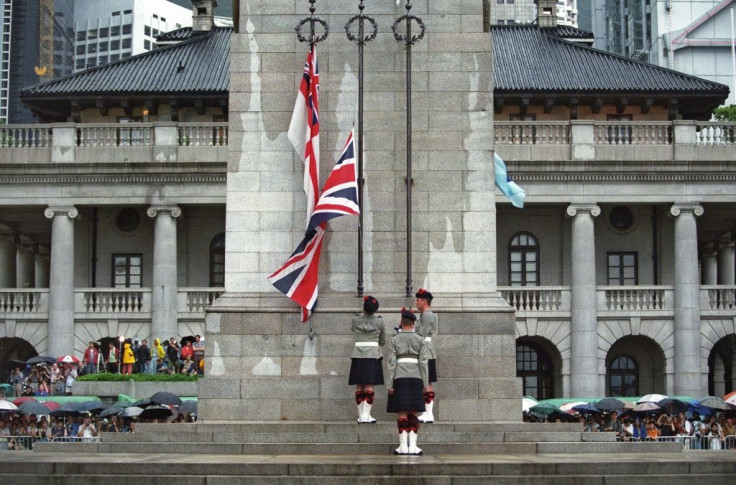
<box><xmin>296</xmin><ymin>0</ymin><xmax>329</xmax><ymax>45</ymax></box>
<box><xmin>393</xmin><ymin>0</ymin><xmax>426</xmax><ymax>297</ymax></box>
<box><xmin>346</xmin><ymin>1</ymin><xmax>378</xmax><ymax>298</ymax></box>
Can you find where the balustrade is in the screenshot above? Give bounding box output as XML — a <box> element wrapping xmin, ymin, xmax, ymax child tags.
<box><xmin>598</xmin><ymin>287</ymin><xmax>671</xmax><ymax>310</ymax></box>
<box><xmin>179</xmin><ymin>288</ymin><xmax>224</xmax><ymax>312</ymax></box>
<box><xmin>594</xmin><ymin>122</ymin><xmax>672</xmax><ymax>145</ymax></box>
<box><xmin>696</xmin><ymin>122</ymin><xmax>736</xmax><ymax>145</ymax></box>
<box><xmin>499</xmin><ymin>287</ymin><xmax>567</xmax><ymax>311</ymax></box>
<box><xmin>79</xmin><ymin>289</ymin><xmax>149</xmax><ymax>313</ymax></box>
<box><xmin>701</xmin><ymin>286</ymin><xmax>736</xmax><ymax>310</ymax></box>
<box><xmin>494</xmin><ymin>122</ymin><xmax>571</xmax><ymax>145</ymax></box>
<box><xmin>76</xmin><ymin>124</ymin><xmax>154</xmax><ymax>147</ymax></box>
<box><xmin>0</xmin><ymin>290</ymin><xmax>47</xmax><ymax>313</ymax></box>
<box><xmin>179</xmin><ymin>123</ymin><xmax>228</xmax><ymax>147</ymax></box>
<box><xmin>0</xmin><ymin>125</ymin><xmax>52</xmax><ymax>148</ymax></box>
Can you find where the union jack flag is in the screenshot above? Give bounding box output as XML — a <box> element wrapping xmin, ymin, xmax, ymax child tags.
<box><xmin>287</xmin><ymin>44</ymin><xmax>320</xmax><ymax>220</ymax></box>
<box><xmin>269</xmin><ymin>131</ymin><xmax>360</xmax><ymax>322</ymax></box>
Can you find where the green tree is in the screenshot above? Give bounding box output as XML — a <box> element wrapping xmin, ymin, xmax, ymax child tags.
<box><xmin>713</xmin><ymin>104</ymin><xmax>736</xmax><ymax>121</ymax></box>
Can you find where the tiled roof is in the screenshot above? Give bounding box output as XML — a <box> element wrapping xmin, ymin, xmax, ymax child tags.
<box><xmin>21</xmin><ymin>27</ymin><xmax>231</xmax><ymax>98</ymax></box>
<box><xmin>541</xmin><ymin>26</ymin><xmax>595</xmax><ymax>40</ymax></box>
<box><xmin>155</xmin><ymin>27</ymin><xmax>206</xmax><ymax>43</ymax></box>
<box><xmin>493</xmin><ymin>26</ymin><xmax>729</xmax><ymax>96</ymax></box>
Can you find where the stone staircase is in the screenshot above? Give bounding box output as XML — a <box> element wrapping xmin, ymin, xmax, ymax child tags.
<box><xmin>3</xmin><ymin>422</ymin><xmax>736</xmax><ymax>483</ymax></box>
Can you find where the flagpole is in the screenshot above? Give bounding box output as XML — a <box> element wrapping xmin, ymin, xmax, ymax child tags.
<box><xmin>393</xmin><ymin>1</ymin><xmax>426</xmax><ymax>297</ymax></box>
<box><xmin>346</xmin><ymin>1</ymin><xmax>378</xmax><ymax>297</ymax></box>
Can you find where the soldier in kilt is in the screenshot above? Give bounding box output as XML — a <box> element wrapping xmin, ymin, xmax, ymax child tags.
<box><xmin>387</xmin><ymin>308</ymin><xmax>430</xmax><ymax>455</ymax></box>
<box><xmin>349</xmin><ymin>295</ymin><xmax>386</xmax><ymax>423</ymax></box>
<box><xmin>415</xmin><ymin>288</ymin><xmax>438</xmax><ymax>423</ymax></box>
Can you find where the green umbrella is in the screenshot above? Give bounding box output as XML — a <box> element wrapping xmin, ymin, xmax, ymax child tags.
<box><xmin>528</xmin><ymin>403</ymin><xmax>560</xmax><ymax>417</ymax></box>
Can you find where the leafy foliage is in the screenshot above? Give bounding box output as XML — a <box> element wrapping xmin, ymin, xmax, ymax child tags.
<box><xmin>713</xmin><ymin>105</ymin><xmax>736</xmax><ymax>121</ymax></box>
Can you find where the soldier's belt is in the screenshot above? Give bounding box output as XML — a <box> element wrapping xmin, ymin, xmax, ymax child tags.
<box><xmin>424</xmin><ymin>337</ymin><xmax>432</xmax><ymax>342</ymax></box>
<box><xmin>354</xmin><ymin>342</ymin><xmax>379</xmax><ymax>347</ymax></box>
<box><xmin>396</xmin><ymin>358</ymin><xmax>419</xmax><ymax>364</ymax></box>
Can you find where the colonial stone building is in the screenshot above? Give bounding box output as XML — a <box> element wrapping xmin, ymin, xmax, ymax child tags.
<box><xmin>0</xmin><ymin>1</ymin><xmax>733</xmax><ymax>411</ymax></box>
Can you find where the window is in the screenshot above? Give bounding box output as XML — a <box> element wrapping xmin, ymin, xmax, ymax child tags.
<box><xmin>122</xmin><ymin>38</ymin><xmax>132</xmax><ymax>49</ymax></box>
<box><xmin>609</xmin><ymin>355</ymin><xmax>638</xmax><ymax>397</ymax></box>
<box><xmin>87</xmin><ymin>43</ymin><xmax>97</xmax><ymax>54</ymax></box>
<box><xmin>87</xmin><ymin>29</ymin><xmax>97</xmax><ymax>40</ymax></box>
<box><xmin>112</xmin><ymin>11</ymin><xmax>120</xmax><ymax>16</ymax></box>
<box><xmin>99</xmin><ymin>41</ymin><xmax>108</xmax><ymax>52</ymax></box>
<box><xmin>122</xmin><ymin>24</ymin><xmax>132</xmax><ymax>35</ymax></box>
<box><xmin>99</xmin><ymin>27</ymin><xmax>109</xmax><ymax>38</ymax></box>
<box><xmin>110</xmin><ymin>39</ymin><xmax>120</xmax><ymax>50</ymax></box>
<box><xmin>607</xmin><ymin>252</ymin><xmax>637</xmax><ymax>285</ymax></box>
<box><xmin>76</xmin><ymin>45</ymin><xmax>85</xmax><ymax>55</ymax></box>
<box><xmin>98</xmin><ymin>56</ymin><xmax>108</xmax><ymax>65</ymax></box>
<box><xmin>110</xmin><ymin>54</ymin><xmax>120</xmax><ymax>62</ymax></box>
<box><xmin>509</xmin><ymin>232</ymin><xmax>539</xmax><ymax>286</ymax></box>
<box><xmin>112</xmin><ymin>254</ymin><xmax>142</xmax><ymax>288</ymax></box>
<box><xmin>144</xmin><ymin>40</ymin><xmax>151</xmax><ymax>50</ymax></box>
<box><xmin>210</xmin><ymin>233</ymin><xmax>225</xmax><ymax>287</ymax></box>
<box><xmin>76</xmin><ymin>31</ymin><xmax>85</xmax><ymax>41</ymax></box>
<box><xmin>517</xmin><ymin>341</ymin><xmax>553</xmax><ymax>400</ymax></box>
<box><xmin>144</xmin><ymin>25</ymin><xmax>151</xmax><ymax>36</ymax></box>
<box><xmin>111</xmin><ymin>26</ymin><xmax>120</xmax><ymax>37</ymax></box>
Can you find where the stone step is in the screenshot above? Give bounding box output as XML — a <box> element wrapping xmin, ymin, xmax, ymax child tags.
<box><xmin>33</xmin><ymin>440</ymin><xmax>680</xmax><ymax>455</ymax></box>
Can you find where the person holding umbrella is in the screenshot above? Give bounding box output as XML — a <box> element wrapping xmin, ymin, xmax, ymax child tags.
<box><xmin>349</xmin><ymin>295</ymin><xmax>386</xmax><ymax>424</ymax></box>
<box><xmin>386</xmin><ymin>308</ymin><xmax>430</xmax><ymax>455</ymax></box>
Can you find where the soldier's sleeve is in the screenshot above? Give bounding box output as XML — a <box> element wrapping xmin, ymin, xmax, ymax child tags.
<box><xmin>419</xmin><ymin>340</ymin><xmax>430</xmax><ymax>387</ymax></box>
<box><xmin>387</xmin><ymin>338</ymin><xmax>397</xmax><ymax>384</ymax></box>
<box><xmin>378</xmin><ymin>317</ymin><xmax>386</xmax><ymax>346</ymax></box>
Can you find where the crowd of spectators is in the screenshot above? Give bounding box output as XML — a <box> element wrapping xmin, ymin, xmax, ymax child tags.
<box><xmin>0</xmin><ymin>410</ymin><xmax>194</xmax><ymax>451</ymax></box>
<box><xmin>5</xmin><ymin>335</ymin><xmax>204</xmax><ymax>398</ymax></box>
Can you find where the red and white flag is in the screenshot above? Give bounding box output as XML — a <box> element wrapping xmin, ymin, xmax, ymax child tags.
<box><xmin>287</xmin><ymin>44</ymin><xmax>320</xmax><ymax>220</ymax></box>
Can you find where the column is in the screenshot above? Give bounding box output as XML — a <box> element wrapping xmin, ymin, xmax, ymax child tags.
<box><xmin>147</xmin><ymin>206</ymin><xmax>181</xmax><ymax>340</ymax></box>
<box><xmin>567</xmin><ymin>204</ymin><xmax>601</xmax><ymax>398</ymax></box>
<box><xmin>701</xmin><ymin>249</ymin><xmax>717</xmax><ymax>285</ymax></box>
<box><xmin>44</xmin><ymin>207</ymin><xmax>78</xmax><ymax>358</ymax></box>
<box><xmin>16</xmin><ymin>241</ymin><xmax>35</xmax><ymax>288</ymax></box>
<box><xmin>34</xmin><ymin>248</ymin><xmax>50</xmax><ymax>288</ymax></box>
<box><xmin>0</xmin><ymin>230</ymin><xmax>16</xmax><ymax>288</ymax></box>
<box><xmin>717</xmin><ymin>238</ymin><xmax>735</xmax><ymax>285</ymax></box>
<box><xmin>670</xmin><ymin>203</ymin><xmax>704</xmax><ymax>397</ymax></box>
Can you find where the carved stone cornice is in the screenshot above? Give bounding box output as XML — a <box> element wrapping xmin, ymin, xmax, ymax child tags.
<box><xmin>514</xmin><ymin>173</ymin><xmax>736</xmax><ymax>183</ymax></box>
<box><xmin>44</xmin><ymin>207</ymin><xmax>79</xmax><ymax>220</ymax></box>
<box><xmin>147</xmin><ymin>206</ymin><xmax>182</xmax><ymax>219</ymax></box>
<box><xmin>669</xmin><ymin>204</ymin><xmax>704</xmax><ymax>217</ymax></box>
<box><xmin>0</xmin><ymin>174</ymin><xmax>226</xmax><ymax>185</ymax></box>
<box><xmin>566</xmin><ymin>204</ymin><xmax>601</xmax><ymax>217</ymax></box>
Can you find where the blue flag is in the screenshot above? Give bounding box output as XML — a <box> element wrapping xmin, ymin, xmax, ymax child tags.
<box><xmin>494</xmin><ymin>152</ymin><xmax>525</xmax><ymax>208</ymax></box>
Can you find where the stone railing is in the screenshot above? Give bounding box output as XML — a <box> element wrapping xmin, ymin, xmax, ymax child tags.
<box><xmin>700</xmin><ymin>286</ymin><xmax>736</xmax><ymax>311</ymax></box>
<box><xmin>76</xmin><ymin>288</ymin><xmax>151</xmax><ymax>313</ymax></box>
<box><xmin>0</xmin><ymin>290</ymin><xmax>48</xmax><ymax>313</ymax></box>
<box><xmin>498</xmin><ymin>286</ymin><xmax>570</xmax><ymax>311</ymax></box>
<box><xmin>696</xmin><ymin>122</ymin><xmax>736</xmax><ymax>145</ymax></box>
<box><xmin>594</xmin><ymin>122</ymin><xmax>672</xmax><ymax>145</ymax></box>
<box><xmin>494</xmin><ymin>122</ymin><xmax>571</xmax><ymax>145</ymax></box>
<box><xmin>178</xmin><ymin>288</ymin><xmax>224</xmax><ymax>313</ymax></box>
<box><xmin>597</xmin><ymin>286</ymin><xmax>673</xmax><ymax>311</ymax></box>
<box><xmin>77</xmin><ymin>124</ymin><xmax>154</xmax><ymax>147</ymax></box>
<box><xmin>179</xmin><ymin>123</ymin><xmax>228</xmax><ymax>147</ymax></box>
<box><xmin>0</xmin><ymin>125</ymin><xmax>53</xmax><ymax>148</ymax></box>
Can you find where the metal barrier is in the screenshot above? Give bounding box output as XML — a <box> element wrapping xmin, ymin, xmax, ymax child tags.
<box><xmin>0</xmin><ymin>435</ymin><xmax>39</xmax><ymax>451</ymax></box>
<box><xmin>619</xmin><ymin>434</ymin><xmax>736</xmax><ymax>450</ymax></box>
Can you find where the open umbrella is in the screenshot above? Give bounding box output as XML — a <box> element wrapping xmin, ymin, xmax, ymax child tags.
<box><xmin>50</xmin><ymin>402</ymin><xmax>82</xmax><ymax>418</ymax></box>
<box><xmin>571</xmin><ymin>403</ymin><xmax>602</xmax><ymax>415</ymax></box>
<box><xmin>150</xmin><ymin>391</ymin><xmax>182</xmax><ymax>406</ymax></box>
<box><xmin>697</xmin><ymin>396</ymin><xmax>731</xmax><ymax>411</ymax></box>
<box><xmin>138</xmin><ymin>405</ymin><xmax>173</xmax><ymax>421</ymax></box>
<box><xmin>657</xmin><ymin>398</ymin><xmax>689</xmax><ymax>415</ymax></box>
<box><xmin>57</xmin><ymin>355</ymin><xmax>80</xmax><ymax>364</ymax></box>
<box><xmin>75</xmin><ymin>401</ymin><xmax>107</xmax><ymax>414</ymax></box>
<box><xmin>99</xmin><ymin>406</ymin><xmax>125</xmax><ymax>418</ymax></box>
<box><xmin>178</xmin><ymin>400</ymin><xmax>197</xmax><ymax>415</ymax></box>
<box><xmin>632</xmin><ymin>402</ymin><xmax>661</xmax><ymax>414</ymax></box>
<box><xmin>26</xmin><ymin>356</ymin><xmax>57</xmax><ymax>366</ymax></box>
<box><xmin>724</xmin><ymin>392</ymin><xmax>736</xmax><ymax>406</ymax></box>
<box><xmin>0</xmin><ymin>400</ymin><xmax>18</xmax><ymax>412</ymax></box>
<box><xmin>42</xmin><ymin>401</ymin><xmax>60</xmax><ymax>412</ymax></box>
<box><xmin>522</xmin><ymin>397</ymin><xmax>538</xmax><ymax>412</ymax></box>
<box><xmin>111</xmin><ymin>400</ymin><xmax>132</xmax><ymax>408</ymax></box>
<box><xmin>637</xmin><ymin>393</ymin><xmax>668</xmax><ymax>404</ymax></box>
<box><xmin>595</xmin><ymin>397</ymin><xmax>626</xmax><ymax>412</ymax></box>
<box><xmin>132</xmin><ymin>398</ymin><xmax>153</xmax><ymax>408</ymax></box>
<box><xmin>528</xmin><ymin>403</ymin><xmax>560</xmax><ymax>417</ymax></box>
<box><xmin>121</xmin><ymin>406</ymin><xmax>143</xmax><ymax>418</ymax></box>
<box><xmin>19</xmin><ymin>400</ymin><xmax>51</xmax><ymax>416</ymax></box>
<box><xmin>548</xmin><ymin>410</ymin><xmax>579</xmax><ymax>423</ymax></box>
<box><xmin>180</xmin><ymin>335</ymin><xmax>196</xmax><ymax>346</ymax></box>
<box><xmin>559</xmin><ymin>401</ymin><xmax>588</xmax><ymax>414</ymax></box>
<box><xmin>12</xmin><ymin>397</ymin><xmax>37</xmax><ymax>406</ymax></box>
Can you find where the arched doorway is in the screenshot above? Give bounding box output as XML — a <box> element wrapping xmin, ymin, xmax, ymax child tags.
<box><xmin>606</xmin><ymin>335</ymin><xmax>665</xmax><ymax>397</ymax></box>
<box><xmin>708</xmin><ymin>335</ymin><xmax>735</xmax><ymax>397</ymax></box>
<box><xmin>0</xmin><ymin>337</ymin><xmax>38</xmax><ymax>384</ymax></box>
<box><xmin>516</xmin><ymin>337</ymin><xmax>561</xmax><ymax>400</ymax></box>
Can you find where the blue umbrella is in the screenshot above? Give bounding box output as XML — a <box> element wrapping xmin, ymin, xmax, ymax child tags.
<box><xmin>50</xmin><ymin>402</ymin><xmax>82</xmax><ymax>418</ymax></box>
<box><xmin>572</xmin><ymin>403</ymin><xmax>602</xmax><ymax>415</ymax></box>
<box><xmin>75</xmin><ymin>401</ymin><xmax>107</xmax><ymax>414</ymax></box>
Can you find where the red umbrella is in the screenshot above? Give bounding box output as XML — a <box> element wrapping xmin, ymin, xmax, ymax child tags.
<box><xmin>12</xmin><ymin>397</ymin><xmax>37</xmax><ymax>406</ymax></box>
<box><xmin>57</xmin><ymin>355</ymin><xmax>80</xmax><ymax>364</ymax></box>
<box><xmin>42</xmin><ymin>401</ymin><xmax>61</xmax><ymax>411</ymax></box>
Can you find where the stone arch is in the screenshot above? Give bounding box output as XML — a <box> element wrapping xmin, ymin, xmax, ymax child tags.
<box><xmin>516</xmin><ymin>335</ymin><xmax>563</xmax><ymax>399</ymax></box>
<box><xmin>598</xmin><ymin>318</ymin><xmax>674</xmax><ymax>389</ymax></box>
<box><xmin>701</xmin><ymin>318</ymin><xmax>736</xmax><ymax>376</ymax></box>
<box><xmin>0</xmin><ymin>337</ymin><xmax>39</xmax><ymax>385</ymax></box>
<box><xmin>516</xmin><ymin>318</ymin><xmax>569</xmax><ymax>396</ymax></box>
<box><xmin>605</xmin><ymin>335</ymin><xmax>666</xmax><ymax>397</ymax></box>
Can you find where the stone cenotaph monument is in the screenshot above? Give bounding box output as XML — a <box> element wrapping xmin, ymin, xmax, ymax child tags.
<box><xmin>200</xmin><ymin>0</ymin><xmax>520</xmax><ymax>423</ymax></box>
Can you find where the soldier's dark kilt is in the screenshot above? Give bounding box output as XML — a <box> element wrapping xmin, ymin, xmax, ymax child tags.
<box><xmin>348</xmin><ymin>358</ymin><xmax>384</xmax><ymax>385</ymax></box>
<box><xmin>386</xmin><ymin>378</ymin><xmax>426</xmax><ymax>413</ymax></box>
<box><xmin>428</xmin><ymin>359</ymin><xmax>438</xmax><ymax>383</ymax></box>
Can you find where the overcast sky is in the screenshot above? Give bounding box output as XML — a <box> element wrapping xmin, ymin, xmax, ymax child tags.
<box><xmin>168</xmin><ymin>0</ymin><xmax>233</xmax><ymax>18</ymax></box>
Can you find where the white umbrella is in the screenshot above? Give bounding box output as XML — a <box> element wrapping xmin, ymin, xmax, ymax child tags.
<box><xmin>559</xmin><ymin>401</ymin><xmax>589</xmax><ymax>414</ymax></box>
<box><xmin>0</xmin><ymin>400</ymin><xmax>18</xmax><ymax>412</ymax></box>
<box><xmin>121</xmin><ymin>406</ymin><xmax>143</xmax><ymax>417</ymax></box>
<box><xmin>522</xmin><ymin>397</ymin><xmax>538</xmax><ymax>412</ymax></box>
<box><xmin>637</xmin><ymin>393</ymin><xmax>668</xmax><ymax>404</ymax></box>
